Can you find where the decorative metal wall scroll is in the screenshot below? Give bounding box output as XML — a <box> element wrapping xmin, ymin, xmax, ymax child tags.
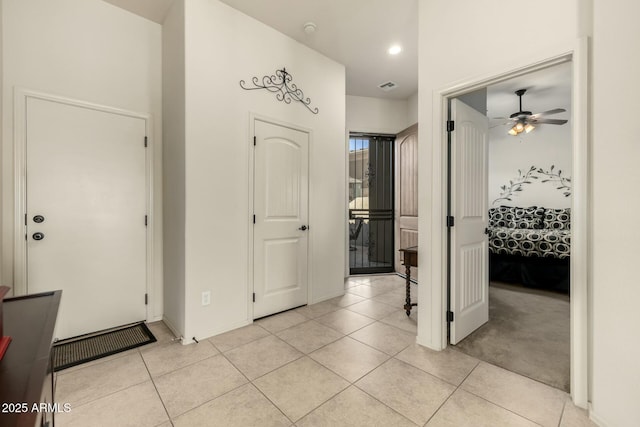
<box><xmin>492</xmin><ymin>164</ymin><xmax>572</xmax><ymax>205</ymax></box>
<box><xmin>239</xmin><ymin>68</ymin><xmax>319</xmax><ymax>114</ymax></box>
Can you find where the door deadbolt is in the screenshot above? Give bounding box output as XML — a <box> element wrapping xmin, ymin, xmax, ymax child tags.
<box><xmin>33</xmin><ymin>215</ymin><xmax>45</xmax><ymax>223</ymax></box>
<box><xmin>32</xmin><ymin>232</ymin><xmax>45</xmax><ymax>241</ymax></box>
<box><xmin>298</xmin><ymin>225</ymin><xmax>308</xmax><ymax>231</ymax></box>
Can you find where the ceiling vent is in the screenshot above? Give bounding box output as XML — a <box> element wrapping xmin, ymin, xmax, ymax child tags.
<box><xmin>378</xmin><ymin>81</ymin><xmax>398</xmax><ymax>92</ymax></box>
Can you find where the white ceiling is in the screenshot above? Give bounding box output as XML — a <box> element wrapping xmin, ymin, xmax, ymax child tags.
<box><xmin>102</xmin><ymin>0</ymin><xmax>569</xmax><ymax>107</ymax></box>
<box><xmin>217</xmin><ymin>0</ymin><xmax>418</xmax><ymax>100</ymax></box>
<box><xmin>102</xmin><ymin>0</ymin><xmax>174</xmax><ymax>25</ymax></box>
<box><xmin>102</xmin><ymin>0</ymin><xmax>419</xmax><ymax>100</ymax></box>
<box><xmin>487</xmin><ymin>62</ymin><xmax>572</xmax><ymax>121</ymax></box>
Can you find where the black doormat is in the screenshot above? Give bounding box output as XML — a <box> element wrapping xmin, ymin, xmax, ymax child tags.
<box><xmin>52</xmin><ymin>322</ymin><xmax>156</xmax><ymax>372</ymax></box>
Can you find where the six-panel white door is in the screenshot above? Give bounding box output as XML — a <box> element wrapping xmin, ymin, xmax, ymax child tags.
<box><xmin>253</xmin><ymin>119</ymin><xmax>309</xmax><ymax>318</ymax></box>
<box><xmin>26</xmin><ymin>97</ymin><xmax>147</xmax><ymax>340</ymax></box>
<box><xmin>449</xmin><ymin>98</ymin><xmax>490</xmax><ymax>344</ymax></box>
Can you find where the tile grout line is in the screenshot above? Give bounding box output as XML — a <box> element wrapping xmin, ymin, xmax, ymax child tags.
<box><xmin>141</xmin><ymin>344</ymin><xmax>175</xmax><ymax>424</ymax></box>
<box><xmin>217</xmin><ymin>347</ymin><xmax>301</xmax><ymax>425</ymax></box>
<box><xmin>557</xmin><ymin>399</ymin><xmax>568</xmax><ymax>427</ymax></box>
<box><xmin>208</xmin><ymin>323</ymin><xmax>271</xmax><ymax>353</ymax></box>
<box><xmin>457</xmin><ymin>363</ymin><xmax>549</xmax><ymax>426</ymax></box>
<box><xmin>458</xmin><ymin>387</ymin><xmax>547</xmax><ymax>427</ymax></box>
<box><xmin>274</xmin><ymin>378</ymin><xmax>351</xmax><ymax>424</ymax></box>
<box><xmin>163</xmin><ymin>348</ymin><xmax>266</xmax><ymax>422</ymax></box>
<box><xmin>308</xmin><ymin>348</ymin><xmax>391</xmax><ymax>385</ymax></box>
<box><xmin>450</xmin><ymin>344</ymin><xmax>571</xmax><ymax>392</ymax></box>
<box><xmin>420</xmin><ymin>359</ymin><xmax>483</xmax><ymax>426</ymax></box>
<box><xmin>350</xmin><ymin>382</ymin><xmax>421</xmax><ymax>426</ymax></box>
<box><xmin>144</xmin><ymin>339</ymin><xmax>240</xmax><ymax>421</ymax></box>
<box><xmin>146</xmin><ymin>342</ymin><xmax>219</xmax><ymax>380</ymax></box>
<box><xmin>55</xmin><ymin>350</ymin><xmax>150</xmax><ymax>410</ymax></box>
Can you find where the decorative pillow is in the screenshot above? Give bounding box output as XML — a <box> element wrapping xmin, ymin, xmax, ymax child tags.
<box><xmin>544</xmin><ymin>208</ymin><xmax>571</xmax><ymax>230</ymax></box>
<box><xmin>510</xmin><ymin>206</ymin><xmax>545</xmax><ymax>229</ymax></box>
<box><xmin>488</xmin><ymin>206</ymin><xmax>515</xmax><ymax>227</ymax></box>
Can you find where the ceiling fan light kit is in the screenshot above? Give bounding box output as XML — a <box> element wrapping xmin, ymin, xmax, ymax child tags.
<box><xmin>509</xmin><ymin>121</ymin><xmax>535</xmax><ymax>136</ymax></box>
<box><xmin>500</xmin><ymin>88</ymin><xmax>568</xmax><ymax>136</ymax></box>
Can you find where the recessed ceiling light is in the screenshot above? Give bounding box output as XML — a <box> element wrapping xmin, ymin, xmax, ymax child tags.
<box><xmin>388</xmin><ymin>45</ymin><xmax>402</xmax><ymax>55</ymax></box>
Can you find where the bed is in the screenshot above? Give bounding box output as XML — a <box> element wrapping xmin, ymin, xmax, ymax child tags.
<box><xmin>488</xmin><ymin>206</ymin><xmax>571</xmax><ymax>293</ymax></box>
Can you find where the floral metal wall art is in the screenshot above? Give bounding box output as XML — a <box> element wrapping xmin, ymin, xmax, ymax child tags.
<box><xmin>239</xmin><ymin>68</ymin><xmax>319</xmax><ymax>114</ymax></box>
<box><xmin>493</xmin><ymin>165</ymin><xmax>572</xmax><ymax>205</ymax></box>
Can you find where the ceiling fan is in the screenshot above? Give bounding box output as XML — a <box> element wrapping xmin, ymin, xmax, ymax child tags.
<box><xmin>494</xmin><ymin>89</ymin><xmax>568</xmax><ymax>135</ymax></box>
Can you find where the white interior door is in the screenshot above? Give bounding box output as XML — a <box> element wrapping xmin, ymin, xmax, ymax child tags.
<box><xmin>253</xmin><ymin>119</ymin><xmax>309</xmax><ymax>318</ymax></box>
<box><xmin>26</xmin><ymin>97</ymin><xmax>147</xmax><ymax>340</ymax></box>
<box><xmin>394</xmin><ymin>124</ymin><xmax>419</xmax><ymax>279</ymax></box>
<box><xmin>449</xmin><ymin>98</ymin><xmax>490</xmax><ymax>344</ymax></box>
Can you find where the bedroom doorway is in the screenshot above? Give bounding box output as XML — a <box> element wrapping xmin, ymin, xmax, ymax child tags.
<box><xmin>446</xmin><ymin>62</ymin><xmax>574</xmax><ymax>392</ymax></box>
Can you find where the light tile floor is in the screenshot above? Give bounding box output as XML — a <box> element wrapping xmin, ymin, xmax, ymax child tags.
<box><xmin>55</xmin><ymin>274</ymin><xmax>595</xmax><ymax>426</ymax></box>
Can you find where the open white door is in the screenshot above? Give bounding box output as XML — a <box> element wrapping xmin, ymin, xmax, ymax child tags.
<box><xmin>449</xmin><ymin>99</ymin><xmax>490</xmax><ymax>344</ymax></box>
<box><xmin>253</xmin><ymin>119</ymin><xmax>309</xmax><ymax>318</ymax></box>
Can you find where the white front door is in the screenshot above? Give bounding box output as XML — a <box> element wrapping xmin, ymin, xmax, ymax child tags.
<box><xmin>449</xmin><ymin>98</ymin><xmax>490</xmax><ymax>344</ymax></box>
<box><xmin>26</xmin><ymin>96</ymin><xmax>147</xmax><ymax>340</ymax></box>
<box><xmin>253</xmin><ymin>119</ymin><xmax>309</xmax><ymax>319</ymax></box>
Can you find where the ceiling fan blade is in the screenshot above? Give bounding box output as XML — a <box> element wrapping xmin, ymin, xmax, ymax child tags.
<box><xmin>530</xmin><ymin>108</ymin><xmax>566</xmax><ymax>119</ymax></box>
<box><xmin>490</xmin><ymin>122</ymin><xmax>511</xmax><ymax>129</ymax></box>
<box><xmin>530</xmin><ymin>118</ymin><xmax>568</xmax><ymax>125</ymax></box>
<box><xmin>489</xmin><ymin>117</ymin><xmax>515</xmax><ymax>128</ymax></box>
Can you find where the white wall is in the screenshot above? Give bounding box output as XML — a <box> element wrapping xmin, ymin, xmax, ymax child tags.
<box><xmin>162</xmin><ymin>0</ymin><xmax>186</xmax><ymax>336</ymax></box>
<box><xmin>591</xmin><ymin>0</ymin><xmax>640</xmax><ymax>425</ymax></box>
<box><xmin>1</xmin><ymin>0</ymin><xmax>164</xmax><ymax>317</ymax></box>
<box><xmin>407</xmin><ymin>92</ymin><xmax>419</xmax><ymax>126</ymax></box>
<box><xmin>488</xmin><ymin>120</ymin><xmax>572</xmax><ymax>209</ymax></box>
<box><xmin>419</xmin><ymin>0</ymin><xmax>640</xmax><ymax>425</ymax></box>
<box><xmin>417</xmin><ymin>0</ymin><xmax>579</xmax><ymax>344</ymax></box>
<box><xmin>162</xmin><ymin>0</ymin><xmax>346</xmax><ymax>341</ymax></box>
<box><xmin>346</xmin><ymin>95</ymin><xmax>410</xmax><ymax>134</ymax></box>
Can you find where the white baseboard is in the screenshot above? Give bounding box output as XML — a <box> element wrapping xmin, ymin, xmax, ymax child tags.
<box><xmin>588</xmin><ymin>403</ymin><xmax>608</xmax><ymax>427</ymax></box>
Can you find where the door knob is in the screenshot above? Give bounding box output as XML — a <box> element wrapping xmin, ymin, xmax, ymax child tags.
<box><xmin>33</xmin><ymin>232</ymin><xmax>45</xmax><ymax>241</ymax></box>
<box><xmin>33</xmin><ymin>215</ymin><xmax>45</xmax><ymax>223</ymax></box>
<box><xmin>298</xmin><ymin>225</ymin><xmax>308</xmax><ymax>231</ymax></box>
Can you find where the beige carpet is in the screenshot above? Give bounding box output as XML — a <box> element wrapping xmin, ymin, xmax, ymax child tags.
<box><xmin>453</xmin><ymin>282</ymin><xmax>570</xmax><ymax>391</ymax></box>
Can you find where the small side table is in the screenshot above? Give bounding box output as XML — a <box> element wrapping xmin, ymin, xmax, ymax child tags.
<box><xmin>399</xmin><ymin>246</ymin><xmax>418</xmax><ymax>316</ymax></box>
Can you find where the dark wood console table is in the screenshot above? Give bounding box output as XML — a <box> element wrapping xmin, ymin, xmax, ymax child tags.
<box><xmin>0</xmin><ymin>291</ymin><xmax>61</xmax><ymax>427</ymax></box>
<box><xmin>399</xmin><ymin>246</ymin><xmax>418</xmax><ymax>316</ymax></box>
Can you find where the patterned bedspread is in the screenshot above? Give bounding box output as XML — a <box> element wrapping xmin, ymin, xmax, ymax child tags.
<box><xmin>488</xmin><ymin>226</ymin><xmax>571</xmax><ymax>259</ymax></box>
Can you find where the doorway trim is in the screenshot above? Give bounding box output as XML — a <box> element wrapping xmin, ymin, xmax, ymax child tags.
<box><xmin>247</xmin><ymin>113</ymin><xmax>313</xmax><ymax>319</ymax></box>
<box><xmin>421</xmin><ymin>39</ymin><xmax>589</xmax><ymax>407</ymax></box>
<box><xmin>13</xmin><ymin>88</ymin><xmax>155</xmax><ymax>322</ymax></box>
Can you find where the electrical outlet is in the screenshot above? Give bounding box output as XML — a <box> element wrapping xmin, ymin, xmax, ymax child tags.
<box><xmin>202</xmin><ymin>291</ymin><xmax>211</xmax><ymax>306</ymax></box>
